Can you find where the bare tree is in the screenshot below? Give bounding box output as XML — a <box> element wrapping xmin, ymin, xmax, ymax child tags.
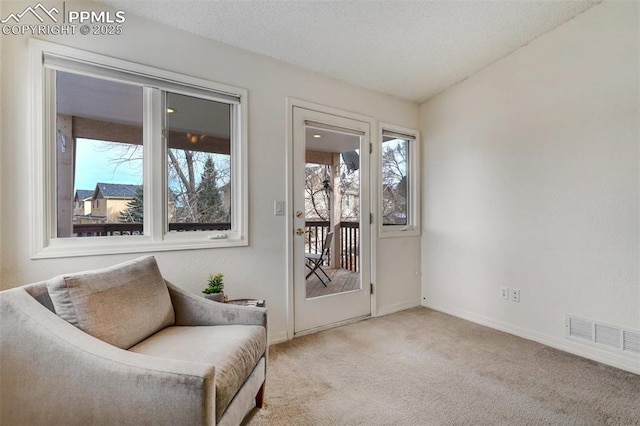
<box><xmin>381</xmin><ymin>141</ymin><xmax>408</xmax><ymax>225</ymax></box>
<box><xmin>305</xmin><ymin>161</ymin><xmax>360</xmax><ymax>222</ymax></box>
<box><xmin>92</xmin><ymin>140</ymin><xmax>230</xmax><ymax>223</ymax></box>
<box><xmin>305</xmin><ymin>164</ymin><xmax>330</xmax><ymax>220</ymax></box>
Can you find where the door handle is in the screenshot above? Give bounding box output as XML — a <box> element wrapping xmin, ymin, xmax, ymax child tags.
<box><xmin>296</xmin><ymin>228</ymin><xmax>310</xmax><ymax>236</ymax></box>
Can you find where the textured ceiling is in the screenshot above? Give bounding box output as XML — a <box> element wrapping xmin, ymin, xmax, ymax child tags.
<box><xmin>100</xmin><ymin>0</ymin><xmax>600</xmax><ymax>103</ymax></box>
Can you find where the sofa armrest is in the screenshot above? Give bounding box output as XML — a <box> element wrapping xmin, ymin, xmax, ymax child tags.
<box><xmin>166</xmin><ymin>280</ymin><xmax>267</xmax><ymax>328</ymax></box>
<box><xmin>0</xmin><ymin>288</ymin><xmax>216</xmax><ymax>426</ymax></box>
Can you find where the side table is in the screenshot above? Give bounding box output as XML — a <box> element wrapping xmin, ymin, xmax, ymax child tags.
<box><xmin>226</xmin><ymin>299</ymin><xmax>266</xmax><ymax>307</ymax></box>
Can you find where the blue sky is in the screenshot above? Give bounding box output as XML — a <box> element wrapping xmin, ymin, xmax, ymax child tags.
<box><xmin>74</xmin><ymin>139</ymin><xmax>230</xmax><ymax>193</ymax></box>
<box><xmin>74</xmin><ymin>139</ymin><xmax>142</xmax><ymax>191</ymax></box>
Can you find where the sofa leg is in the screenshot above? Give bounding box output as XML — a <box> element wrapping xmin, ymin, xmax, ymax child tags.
<box><xmin>255</xmin><ymin>383</ymin><xmax>265</xmax><ymax>408</ymax></box>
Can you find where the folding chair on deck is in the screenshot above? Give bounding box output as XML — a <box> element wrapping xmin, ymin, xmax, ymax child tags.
<box><xmin>305</xmin><ymin>232</ymin><xmax>333</xmax><ymax>286</ymax></box>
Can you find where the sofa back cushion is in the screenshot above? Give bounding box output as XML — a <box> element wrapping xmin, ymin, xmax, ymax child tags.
<box><xmin>46</xmin><ymin>256</ymin><xmax>175</xmax><ymax>349</ymax></box>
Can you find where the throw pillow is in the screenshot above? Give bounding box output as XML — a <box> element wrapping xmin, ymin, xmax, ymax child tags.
<box><xmin>46</xmin><ymin>256</ymin><xmax>175</xmax><ymax>349</ymax></box>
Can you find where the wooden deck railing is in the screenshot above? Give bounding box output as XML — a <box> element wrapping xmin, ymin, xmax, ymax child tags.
<box><xmin>74</xmin><ymin>221</ymin><xmax>359</xmax><ymax>272</ymax></box>
<box><xmin>340</xmin><ymin>222</ymin><xmax>359</xmax><ymax>272</ymax></box>
<box><xmin>305</xmin><ymin>221</ymin><xmax>360</xmax><ymax>273</ymax></box>
<box><xmin>73</xmin><ymin>223</ymin><xmax>231</xmax><ymax>236</ymax></box>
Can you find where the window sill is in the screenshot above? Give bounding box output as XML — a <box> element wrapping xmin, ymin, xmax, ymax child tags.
<box><xmin>378</xmin><ymin>226</ymin><xmax>421</xmax><ymax>239</ymax></box>
<box><xmin>31</xmin><ymin>235</ymin><xmax>248</xmax><ymax>259</ymax></box>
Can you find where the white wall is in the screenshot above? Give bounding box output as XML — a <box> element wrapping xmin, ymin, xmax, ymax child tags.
<box><xmin>0</xmin><ymin>1</ymin><xmax>4</xmax><ymax>287</ymax></box>
<box><xmin>0</xmin><ymin>1</ymin><xmax>421</xmax><ymax>343</ymax></box>
<box><xmin>421</xmin><ymin>0</ymin><xmax>639</xmax><ymax>372</ymax></box>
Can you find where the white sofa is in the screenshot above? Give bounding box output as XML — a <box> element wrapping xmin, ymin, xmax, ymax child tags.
<box><xmin>0</xmin><ymin>256</ymin><xmax>267</xmax><ymax>425</ymax></box>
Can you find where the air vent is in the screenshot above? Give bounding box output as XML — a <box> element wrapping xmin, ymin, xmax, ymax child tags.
<box><xmin>567</xmin><ymin>315</ymin><xmax>640</xmax><ymax>357</ymax></box>
<box><xmin>568</xmin><ymin>317</ymin><xmax>593</xmax><ymax>341</ymax></box>
<box><xmin>623</xmin><ymin>330</ymin><xmax>640</xmax><ymax>355</ymax></box>
<box><xmin>595</xmin><ymin>324</ymin><xmax>620</xmax><ymax>348</ymax></box>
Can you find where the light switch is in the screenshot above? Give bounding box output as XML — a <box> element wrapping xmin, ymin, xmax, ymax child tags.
<box><xmin>274</xmin><ymin>201</ymin><xmax>285</xmax><ymax>216</ymax></box>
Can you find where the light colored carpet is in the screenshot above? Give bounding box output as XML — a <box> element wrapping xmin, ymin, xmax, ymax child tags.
<box><xmin>245</xmin><ymin>307</ymin><xmax>640</xmax><ymax>425</ymax></box>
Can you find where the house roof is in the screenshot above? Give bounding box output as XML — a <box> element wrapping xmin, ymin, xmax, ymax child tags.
<box><xmin>94</xmin><ymin>183</ymin><xmax>141</xmax><ymax>199</ymax></box>
<box><xmin>75</xmin><ymin>190</ymin><xmax>94</xmax><ymax>201</ymax></box>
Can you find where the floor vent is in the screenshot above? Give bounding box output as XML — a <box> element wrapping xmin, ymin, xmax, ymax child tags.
<box><xmin>566</xmin><ymin>316</ymin><xmax>640</xmax><ymax>357</ymax></box>
<box><xmin>623</xmin><ymin>330</ymin><xmax>640</xmax><ymax>355</ymax></box>
<box><xmin>595</xmin><ymin>324</ymin><xmax>620</xmax><ymax>348</ymax></box>
<box><xmin>568</xmin><ymin>317</ymin><xmax>593</xmax><ymax>341</ymax></box>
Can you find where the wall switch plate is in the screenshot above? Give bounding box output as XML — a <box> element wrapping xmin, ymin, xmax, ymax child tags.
<box><xmin>274</xmin><ymin>201</ymin><xmax>285</xmax><ymax>216</ymax></box>
<box><xmin>510</xmin><ymin>288</ymin><xmax>520</xmax><ymax>302</ymax></box>
<box><xmin>500</xmin><ymin>287</ymin><xmax>509</xmax><ymax>300</ymax></box>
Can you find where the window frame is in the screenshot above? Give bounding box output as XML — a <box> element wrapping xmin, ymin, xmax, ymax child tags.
<box><xmin>29</xmin><ymin>39</ymin><xmax>248</xmax><ymax>259</ymax></box>
<box><xmin>378</xmin><ymin>123</ymin><xmax>421</xmax><ymax>238</ymax></box>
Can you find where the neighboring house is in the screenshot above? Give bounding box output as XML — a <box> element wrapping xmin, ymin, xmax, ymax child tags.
<box><xmin>381</xmin><ymin>180</ymin><xmax>407</xmax><ymax>226</ymax></box>
<box><xmin>73</xmin><ymin>190</ymin><xmax>93</xmax><ymax>217</ymax></box>
<box><xmin>341</xmin><ymin>187</ymin><xmax>359</xmax><ymax>222</ymax></box>
<box><xmin>73</xmin><ymin>183</ymin><xmax>141</xmax><ymax>224</ymax></box>
<box><xmin>92</xmin><ymin>183</ymin><xmax>142</xmax><ymax>223</ymax></box>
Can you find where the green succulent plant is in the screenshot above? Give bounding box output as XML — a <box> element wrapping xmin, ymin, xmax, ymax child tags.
<box><xmin>203</xmin><ymin>273</ymin><xmax>224</xmax><ymax>294</ymax></box>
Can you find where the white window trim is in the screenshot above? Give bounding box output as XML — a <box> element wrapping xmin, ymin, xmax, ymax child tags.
<box><xmin>29</xmin><ymin>39</ymin><xmax>248</xmax><ymax>259</ymax></box>
<box><xmin>378</xmin><ymin>123</ymin><xmax>421</xmax><ymax>238</ymax></box>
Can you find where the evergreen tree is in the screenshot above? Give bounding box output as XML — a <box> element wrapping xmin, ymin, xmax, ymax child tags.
<box><xmin>196</xmin><ymin>158</ymin><xmax>227</xmax><ymax>223</ymax></box>
<box><xmin>120</xmin><ymin>187</ymin><xmax>144</xmax><ymax>223</ymax></box>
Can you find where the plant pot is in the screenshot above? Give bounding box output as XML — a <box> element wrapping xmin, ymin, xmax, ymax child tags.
<box><xmin>204</xmin><ymin>292</ymin><xmax>225</xmax><ymax>303</ymax></box>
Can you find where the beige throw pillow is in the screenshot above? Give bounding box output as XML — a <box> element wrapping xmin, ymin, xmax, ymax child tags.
<box><xmin>47</xmin><ymin>256</ymin><xmax>175</xmax><ymax>349</ymax></box>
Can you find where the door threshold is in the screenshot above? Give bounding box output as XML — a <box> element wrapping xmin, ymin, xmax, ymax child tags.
<box><xmin>294</xmin><ymin>314</ymin><xmax>371</xmax><ymax>337</ymax></box>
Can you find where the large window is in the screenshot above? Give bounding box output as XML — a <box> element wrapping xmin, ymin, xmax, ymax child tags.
<box><xmin>30</xmin><ymin>40</ymin><xmax>248</xmax><ymax>258</ymax></box>
<box><xmin>379</xmin><ymin>124</ymin><xmax>420</xmax><ymax>237</ymax></box>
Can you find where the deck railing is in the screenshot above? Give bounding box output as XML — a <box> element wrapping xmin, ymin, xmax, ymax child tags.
<box><xmin>305</xmin><ymin>220</ymin><xmax>360</xmax><ymax>273</ymax></box>
<box><xmin>73</xmin><ymin>221</ymin><xmax>360</xmax><ymax>272</ymax></box>
<box><xmin>340</xmin><ymin>222</ymin><xmax>359</xmax><ymax>272</ymax></box>
<box><xmin>73</xmin><ymin>223</ymin><xmax>231</xmax><ymax>236</ymax></box>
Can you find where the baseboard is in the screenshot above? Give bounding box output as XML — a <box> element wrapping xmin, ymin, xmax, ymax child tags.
<box><xmin>269</xmin><ymin>300</ymin><xmax>421</xmax><ymax>344</ymax></box>
<box><xmin>423</xmin><ymin>301</ymin><xmax>640</xmax><ymax>375</ymax></box>
<box><xmin>268</xmin><ymin>330</ymin><xmax>289</xmax><ymax>345</ymax></box>
<box><xmin>377</xmin><ymin>299</ymin><xmax>421</xmax><ymax>317</ymax></box>
<box><xmin>294</xmin><ymin>314</ymin><xmax>371</xmax><ymax>337</ymax></box>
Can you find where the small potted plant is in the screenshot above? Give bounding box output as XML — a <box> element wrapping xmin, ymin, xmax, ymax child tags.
<box><xmin>203</xmin><ymin>273</ymin><xmax>225</xmax><ymax>302</ymax></box>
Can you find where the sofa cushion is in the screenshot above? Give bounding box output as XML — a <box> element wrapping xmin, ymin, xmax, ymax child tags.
<box><xmin>46</xmin><ymin>256</ymin><xmax>175</xmax><ymax>349</ymax></box>
<box><xmin>129</xmin><ymin>325</ymin><xmax>266</xmax><ymax>421</ymax></box>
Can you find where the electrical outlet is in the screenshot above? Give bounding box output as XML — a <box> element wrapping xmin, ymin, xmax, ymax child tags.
<box><xmin>510</xmin><ymin>288</ymin><xmax>520</xmax><ymax>302</ymax></box>
<box><xmin>500</xmin><ymin>287</ymin><xmax>509</xmax><ymax>300</ymax></box>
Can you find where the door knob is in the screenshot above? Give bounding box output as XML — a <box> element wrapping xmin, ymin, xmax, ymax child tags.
<box><xmin>296</xmin><ymin>228</ymin><xmax>310</xmax><ymax>236</ymax></box>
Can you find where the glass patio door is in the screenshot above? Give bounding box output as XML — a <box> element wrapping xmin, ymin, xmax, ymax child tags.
<box><xmin>292</xmin><ymin>106</ymin><xmax>371</xmax><ymax>334</ymax></box>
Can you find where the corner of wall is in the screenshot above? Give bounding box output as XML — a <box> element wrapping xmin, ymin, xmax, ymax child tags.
<box><xmin>419</xmin><ymin>0</ymin><xmax>639</xmax><ymax>373</ymax></box>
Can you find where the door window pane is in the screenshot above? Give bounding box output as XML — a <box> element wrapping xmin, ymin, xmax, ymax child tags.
<box><xmin>304</xmin><ymin>126</ymin><xmax>362</xmax><ymax>298</ymax></box>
